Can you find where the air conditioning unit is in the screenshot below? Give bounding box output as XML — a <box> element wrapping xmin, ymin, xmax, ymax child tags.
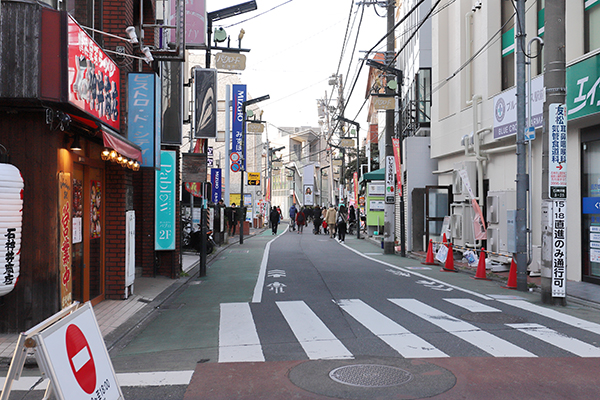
<box><xmin>486</xmin><ymin>190</ymin><xmax>516</xmax><ymax>264</ymax></box>
<box><xmin>450</xmin><ymin>203</ymin><xmax>475</xmax><ymax>248</ymax></box>
<box><xmin>452</xmin><ymin>161</ymin><xmax>477</xmax><ymax>202</ymax></box>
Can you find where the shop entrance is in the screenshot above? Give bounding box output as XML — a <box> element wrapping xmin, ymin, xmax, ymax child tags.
<box><xmin>72</xmin><ymin>163</ymin><xmax>105</xmax><ymax>304</ymax></box>
<box><xmin>582</xmin><ymin>127</ymin><xmax>600</xmax><ymax>284</ymax></box>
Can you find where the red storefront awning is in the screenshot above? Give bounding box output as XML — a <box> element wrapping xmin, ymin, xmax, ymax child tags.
<box><xmin>102</xmin><ymin>129</ymin><xmax>142</xmax><ymax>162</ymax></box>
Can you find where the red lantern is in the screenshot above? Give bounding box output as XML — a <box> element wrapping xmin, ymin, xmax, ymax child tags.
<box><xmin>0</xmin><ymin>162</ymin><xmax>23</xmax><ymax>296</ymax></box>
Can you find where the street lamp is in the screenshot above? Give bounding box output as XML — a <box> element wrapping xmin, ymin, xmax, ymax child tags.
<box><xmin>239</xmin><ymin>94</ymin><xmax>270</xmax><ymax>244</ymax></box>
<box><xmin>335</xmin><ymin>116</ymin><xmax>361</xmax><ymax>240</ymax></box>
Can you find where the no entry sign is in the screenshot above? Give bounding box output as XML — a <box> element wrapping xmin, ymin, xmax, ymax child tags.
<box><xmin>36</xmin><ymin>303</ymin><xmax>123</xmax><ymax>399</ymax></box>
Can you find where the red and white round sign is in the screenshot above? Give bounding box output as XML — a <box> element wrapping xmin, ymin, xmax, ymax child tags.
<box><xmin>66</xmin><ymin>324</ymin><xmax>97</xmax><ymax>394</ymax></box>
<box><xmin>230</xmin><ymin>152</ymin><xmax>240</xmax><ymax>163</ymax></box>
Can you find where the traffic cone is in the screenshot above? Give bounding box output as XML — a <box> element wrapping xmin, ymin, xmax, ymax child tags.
<box><xmin>442</xmin><ymin>233</ymin><xmax>447</xmax><ymax>244</ymax></box>
<box><xmin>503</xmin><ymin>258</ymin><xmax>518</xmax><ymax>289</ymax></box>
<box><xmin>422</xmin><ymin>239</ymin><xmax>436</xmax><ymax>265</ymax></box>
<box><xmin>441</xmin><ymin>243</ymin><xmax>458</xmax><ymax>272</ymax></box>
<box><xmin>472</xmin><ymin>248</ymin><xmax>490</xmax><ymax>280</ymax></box>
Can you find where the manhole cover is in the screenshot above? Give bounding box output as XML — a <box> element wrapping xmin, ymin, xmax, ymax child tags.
<box><xmin>460</xmin><ymin>312</ymin><xmax>526</xmax><ymax>324</ymax></box>
<box><xmin>329</xmin><ymin>364</ymin><xmax>413</xmax><ymax>388</ymax></box>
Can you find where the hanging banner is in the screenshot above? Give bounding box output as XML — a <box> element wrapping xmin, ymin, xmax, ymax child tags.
<box><xmin>232</xmin><ymin>84</ymin><xmax>247</xmax><ymax>169</ymax></box>
<box><xmin>59</xmin><ymin>172</ymin><xmax>73</xmax><ymax>309</ymax></box>
<box><xmin>194</xmin><ymin>68</ymin><xmax>217</xmax><ymax>138</ymax></box>
<box><xmin>458</xmin><ymin>169</ymin><xmax>487</xmax><ymax>240</ymax></box>
<box><xmin>385</xmin><ymin>155</ymin><xmax>395</xmax><ymax>204</ymax></box>
<box><xmin>155</xmin><ymin>151</ymin><xmax>176</xmax><ymax>250</ymax></box>
<box><xmin>392</xmin><ymin>138</ymin><xmax>403</xmax><ymax>197</ymax></box>
<box><xmin>353</xmin><ymin>172</ymin><xmax>359</xmax><ymax>207</ymax></box>
<box><xmin>211</xmin><ymin>168</ymin><xmax>222</xmax><ymax>203</ymax></box>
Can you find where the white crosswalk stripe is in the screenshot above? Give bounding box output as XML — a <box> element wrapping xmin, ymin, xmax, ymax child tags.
<box><xmin>338</xmin><ymin>299</ymin><xmax>448</xmax><ymax>358</ymax></box>
<box><xmin>389</xmin><ymin>298</ymin><xmax>536</xmax><ymax>357</ymax></box>
<box><xmin>276</xmin><ymin>300</ymin><xmax>353</xmax><ymax>360</ymax></box>
<box><xmin>507</xmin><ymin>323</ymin><xmax>600</xmax><ymax>357</ymax></box>
<box><xmin>219</xmin><ymin>303</ymin><xmax>264</xmax><ymax>362</ymax></box>
<box><xmin>218</xmin><ymin>298</ymin><xmax>600</xmax><ymax>363</ymax></box>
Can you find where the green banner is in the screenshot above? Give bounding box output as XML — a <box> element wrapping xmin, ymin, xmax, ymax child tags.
<box><xmin>566</xmin><ymin>53</ymin><xmax>600</xmax><ymax>121</ymax></box>
<box><xmin>155</xmin><ymin>150</ymin><xmax>176</xmax><ymax>250</ymax></box>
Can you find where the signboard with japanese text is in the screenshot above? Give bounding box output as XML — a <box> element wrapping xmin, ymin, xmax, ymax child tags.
<box><xmin>385</xmin><ymin>155</ymin><xmax>395</xmax><ymax>204</ymax></box>
<box><xmin>493</xmin><ymin>75</ymin><xmax>544</xmax><ymax>140</ymax></box>
<box><xmin>128</xmin><ymin>73</ymin><xmax>161</xmax><ymax>168</ymax></box>
<box><xmin>372</xmin><ymin>95</ymin><xmax>395</xmax><ymax>110</ymax></box>
<box><xmin>232</xmin><ymin>84</ymin><xmax>247</xmax><ymax>169</ymax></box>
<box><xmin>67</xmin><ymin>15</ymin><xmax>120</xmax><ymax>131</ymax></box>
<box><xmin>552</xmin><ymin>200</ymin><xmax>566</xmax><ymax>297</ymax></box>
<box><xmin>155</xmin><ymin>151</ymin><xmax>176</xmax><ymax>250</ymax></box>
<box><xmin>392</xmin><ymin>138</ymin><xmax>403</xmax><ymax>197</ymax></box>
<box><xmin>549</xmin><ymin>104</ymin><xmax>567</xmax><ymax>199</ymax></box>
<box><xmin>247</xmin><ymin>172</ymin><xmax>260</xmax><ymax>186</ymax></box>
<box><xmin>566</xmin><ymin>52</ymin><xmax>600</xmax><ymax>120</ymax></box>
<box><xmin>215</xmin><ymin>52</ymin><xmax>247</xmax><ymax>71</ymax></box>
<box><xmin>58</xmin><ymin>173</ymin><xmax>72</xmax><ymax>309</ymax></box>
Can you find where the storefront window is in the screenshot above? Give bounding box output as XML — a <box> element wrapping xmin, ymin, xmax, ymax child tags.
<box><xmin>582</xmin><ymin>129</ymin><xmax>600</xmax><ymax>282</ymax></box>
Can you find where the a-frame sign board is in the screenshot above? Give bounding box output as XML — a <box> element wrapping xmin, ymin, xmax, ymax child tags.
<box><xmin>0</xmin><ymin>302</ymin><xmax>123</xmax><ymax>400</ymax></box>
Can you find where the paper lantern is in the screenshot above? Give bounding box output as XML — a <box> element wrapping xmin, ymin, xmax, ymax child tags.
<box><xmin>0</xmin><ymin>163</ymin><xmax>23</xmax><ymax>296</ymax></box>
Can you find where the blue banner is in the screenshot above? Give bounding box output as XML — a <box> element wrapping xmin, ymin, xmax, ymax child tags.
<box><xmin>211</xmin><ymin>168</ymin><xmax>222</xmax><ymax>203</ymax></box>
<box><xmin>155</xmin><ymin>151</ymin><xmax>176</xmax><ymax>250</ymax></box>
<box><xmin>128</xmin><ymin>73</ymin><xmax>160</xmax><ymax>168</ymax></box>
<box><xmin>232</xmin><ymin>84</ymin><xmax>246</xmax><ymax>169</ymax></box>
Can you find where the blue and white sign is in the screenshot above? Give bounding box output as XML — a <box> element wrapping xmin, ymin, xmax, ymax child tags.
<box><xmin>211</xmin><ymin>168</ymin><xmax>222</xmax><ymax>203</ymax></box>
<box><xmin>583</xmin><ymin>197</ymin><xmax>600</xmax><ymax>214</ymax></box>
<box><xmin>232</xmin><ymin>84</ymin><xmax>247</xmax><ymax>169</ymax></box>
<box><xmin>155</xmin><ymin>151</ymin><xmax>176</xmax><ymax>250</ymax></box>
<box><xmin>494</xmin><ymin>75</ymin><xmax>544</xmax><ymax>140</ymax></box>
<box><xmin>128</xmin><ymin>73</ymin><xmax>161</xmax><ymax>168</ymax></box>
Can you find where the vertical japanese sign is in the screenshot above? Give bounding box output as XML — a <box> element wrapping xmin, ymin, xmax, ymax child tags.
<box><xmin>549</xmin><ymin>104</ymin><xmax>567</xmax><ymax>198</ymax></box>
<box><xmin>353</xmin><ymin>172</ymin><xmax>358</xmax><ymax>207</ymax></box>
<box><xmin>385</xmin><ymin>155</ymin><xmax>395</xmax><ymax>204</ymax></box>
<box><xmin>232</xmin><ymin>84</ymin><xmax>247</xmax><ymax>169</ymax></box>
<box><xmin>90</xmin><ymin>181</ymin><xmax>102</xmax><ymax>239</ymax></box>
<box><xmin>211</xmin><ymin>168</ymin><xmax>222</xmax><ymax>203</ymax></box>
<box><xmin>128</xmin><ymin>73</ymin><xmax>161</xmax><ymax>168</ymax></box>
<box><xmin>155</xmin><ymin>151</ymin><xmax>176</xmax><ymax>250</ymax></box>
<box><xmin>67</xmin><ymin>15</ymin><xmax>120</xmax><ymax>130</ymax></box>
<box><xmin>392</xmin><ymin>138</ymin><xmax>403</xmax><ymax>196</ymax></box>
<box><xmin>59</xmin><ymin>173</ymin><xmax>72</xmax><ymax>309</ymax></box>
<box><xmin>552</xmin><ymin>200</ymin><xmax>566</xmax><ymax>297</ymax></box>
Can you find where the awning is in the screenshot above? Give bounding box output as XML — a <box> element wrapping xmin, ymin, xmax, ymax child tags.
<box><xmin>102</xmin><ymin>128</ymin><xmax>142</xmax><ymax>162</ymax></box>
<box><xmin>359</xmin><ymin>167</ymin><xmax>385</xmax><ymax>184</ymax></box>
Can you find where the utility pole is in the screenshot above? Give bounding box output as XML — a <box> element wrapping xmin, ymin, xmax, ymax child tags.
<box><xmin>514</xmin><ymin>0</ymin><xmax>528</xmax><ymax>291</ymax></box>
<box><xmin>383</xmin><ymin>0</ymin><xmax>395</xmax><ymax>254</ymax></box>
<box><xmin>541</xmin><ymin>0</ymin><xmax>567</xmax><ymax>305</ymax></box>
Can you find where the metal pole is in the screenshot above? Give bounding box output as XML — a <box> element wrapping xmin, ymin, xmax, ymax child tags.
<box><xmin>383</xmin><ymin>0</ymin><xmax>395</xmax><ymax>254</ymax></box>
<box><xmin>541</xmin><ymin>0</ymin><xmax>566</xmax><ymax>306</ymax></box>
<box><xmin>514</xmin><ymin>0</ymin><xmax>528</xmax><ymax>291</ymax></box>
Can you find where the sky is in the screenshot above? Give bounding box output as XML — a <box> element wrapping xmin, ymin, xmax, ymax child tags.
<box><xmin>206</xmin><ymin>0</ymin><xmax>390</xmax><ymax>135</ymax></box>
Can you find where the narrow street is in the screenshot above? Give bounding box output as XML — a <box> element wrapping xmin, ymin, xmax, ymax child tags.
<box><xmin>6</xmin><ymin>227</ymin><xmax>600</xmax><ymax>399</ymax></box>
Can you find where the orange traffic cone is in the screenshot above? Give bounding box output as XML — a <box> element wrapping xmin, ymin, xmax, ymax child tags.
<box><xmin>441</xmin><ymin>243</ymin><xmax>458</xmax><ymax>272</ymax></box>
<box><xmin>503</xmin><ymin>258</ymin><xmax>517</xmax><ymax>289</ymax></box>
<box><xmin>472</xmin><ymin>248</ymin><xmax>489</xmax><ymax>280</ymax></box>
<box><xmin>422</xmin><ymin>239</ymin><xmax>436</xmax><ymax>265</ymax></box>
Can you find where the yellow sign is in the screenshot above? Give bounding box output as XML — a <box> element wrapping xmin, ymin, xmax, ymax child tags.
<box><xmin>333</xmin><ymin>159</ymin><xmax>343</xmax><ymax>166</ymax></box>
<box><xmin>247</xmin><ymin>122</ymin><xmax>264</xmax><ymax>133</ymax></box>
<box><xmin>340</xmin><ymin>138</ymin><xmax>355</xmax><ymax>148</ymax></box>
<box><xmin>372</xmin><ymin>96</ymin><xmax>396</xmax><ymax>110</ymax></box>
<box><xmin>215</xmin><ymin>52</ymin><xmax>247</xmax><ymax>71</ymax></box>
<box><xmin>247</xmin><ymin>172</ymin><xmax>260</xmax><ymax>185</ymax></box>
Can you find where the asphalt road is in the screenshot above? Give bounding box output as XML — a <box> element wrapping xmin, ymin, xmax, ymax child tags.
<box><xmin>5</xmin><ymin>226</ymin><xmax>600</xmax><ymax>399</ymax></box>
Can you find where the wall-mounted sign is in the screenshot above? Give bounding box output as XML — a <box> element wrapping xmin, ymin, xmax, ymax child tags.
<box><xmin>67</xmin><ymin>15</ymin><xmax>120</xmax><ymax>130</ymax></box>
<box><xmin>215</xmin><ymin>52</ymin><xmax>246</xmax><ymax>71</ymax></box>
<box><xmin>372</xmin><ymin>95</ymin><xmax>396</xmax><ymax>110</ymax></box>
<box><xmin>58</xmin><ymin>173</ymin><xmax>72</xmax><ymax>309</ymax></box>
<box><xmin>156</xmin><ymin>151</ymin><xmax>176</xmax><ymax>250</ymax></box>
<box><xmin>128</xmin><ymin>73</ymin><xmax>161</xmax><ymax>168</ymax></box>
<box><xmin>549</xmin><ymin>104</ymin><xmax>567</xmax><ymax>199</ymax></box>
<box><xmin>211</xmin><ymin>168</ymin><xmax>222</xmax><ymax>203</ymax></box>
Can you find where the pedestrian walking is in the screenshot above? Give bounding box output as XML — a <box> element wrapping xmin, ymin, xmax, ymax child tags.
<box><xmin>348</xmin><ymin>205</ymin><xmax>356</xmax><ymax>234</ymax></box>
<box><xmin>270</xmin><ymin>206</ymin><xmax>280</xmax><ymax>235</ymax></box>
<box><xmin>296</xmin><ymin>207</ymin><xmax>306</xmax><ymax>234</ymax></box>
<box><xmin>313</xmin><ymin>205</ymin><xmax>322</xmax><ymax>234</ymax></box>
<box><xmin>337</xmin><ymin>205</ymin><xmax>348</xmax><ymax>243</ymax></box>
<box><xmin>289</xmin><ymin>204</ymin><xmax>297</xmax><ymax>231</ymax></box>
<box><xmin>325</xmin><ymin>204</ymin><xmax>337</xmax><ymax>238</ymax></box>
<box><xmin>228</xmin><ymin>203</ymin><xmax>237</xmax><ymax>236</ymax></box>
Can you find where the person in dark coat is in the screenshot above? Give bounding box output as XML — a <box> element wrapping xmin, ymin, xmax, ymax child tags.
<box><xmin>270</xmin><ymin>206</ymin><xmax>280</xmax><ymax>235</ymax></box>
<box><xmin>313</xmin><ymin>206</ymin><xmax>322</xmax><ymax>234</ymax></box>
<box><xmin>228</xmin><ymin>203</ymin><xmax>237</xmax><ymax>236</ymax></box>
<box><xmin>296</xmin><ymin>208</ymin><xmax>306</xmax><ymax>234</ymax></box>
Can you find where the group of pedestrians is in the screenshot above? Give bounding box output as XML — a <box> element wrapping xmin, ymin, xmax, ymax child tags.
<box><xmin>281</xmin><ymin>203</ymin><xmax>357</xmax><ymax>244</ymax></box>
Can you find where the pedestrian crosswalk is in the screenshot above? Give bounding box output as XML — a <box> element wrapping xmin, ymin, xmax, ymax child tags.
<box><xmin>217</xmin><ymin>298</ymin><xmax>600</xmax><ymax>362</ymax></box>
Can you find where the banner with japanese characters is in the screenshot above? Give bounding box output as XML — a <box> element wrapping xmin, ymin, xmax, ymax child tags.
<box><xmin>552</xmin><ymin>200</ymin><xmax>566</xmax><ymax>297</ymax></box>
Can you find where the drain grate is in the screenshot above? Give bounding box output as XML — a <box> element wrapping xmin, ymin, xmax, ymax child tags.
<box><xmin>329</xmin><ymin>364</ymin><xmax>413</xmax><ymax>388</ymax></box>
